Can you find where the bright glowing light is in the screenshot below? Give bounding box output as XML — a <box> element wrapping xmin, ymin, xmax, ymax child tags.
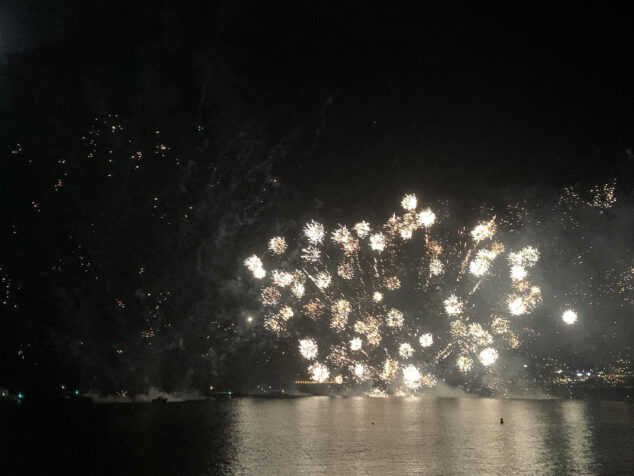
<box><xmin>272</xmin><ymin>269</ymin><xmax>293</xmax><ymax>287</ymax></box>
<box><xmin>304</xmin><ymin>220</ymin><xmax>325</xmax><ymax>244</ymax></box>
<box><xmin>350</xmin><ymin>337</ymin><xmax>362</xmax><ymax>351</ymax></box>
<box><xmin>510</xmin><ymin>265</ymin><xmax>527</xmax><ymax>281</ymax></box>
<box><xmin>301</xmin><ymin>246</ymin><xmax>321</xmax><ymax>262</ymax></box>
<box><xmin>429</xmin><ymin>258</ymin><xmax>444</xmax><ymax>276</ymax></box>
<box><xmin>399</xmin><ymin>343</ymin><xmax>415</xmax><ymax>359</ymax></box>
<box><xmin>279</xmin><ymin>306</ymin><xmax>294</xmax><ymax>321</ymax></box>
<box><xmin>308</xmin><ymin>362</ymin><xmax>330</xmax><ymax>382</ymax></box>
<box><xmin>314</xmin><ymin>272</ymin><xmax>331</xmax><ymax>290</ymax></box>
<box><xmin>332</xmin><ymin>226</ymin><xmax>360</xmax><ymax>254</ymax></box>
<box><xmin>369</xmin><ymin>232</ymin><xmax>387</xmax><ymax>252</ymax></box>
<box><xmin>330</xmin><ymin>314</ymin><xmax>348</xmax><ymax>331</ymax></box>
<box><xmin>469</xmin><ymin>257</ymin><xmax>491</xmax><ymax>277</ymax></box>
<box><xmin>268</xmin><ymin>236</ymin><xmax>287</xmax><ymax>254</ymax></box>
<box><xmin>444</xmin><ymin>295</ymin><xmax>463</xmax><ymax>316</ymax></box>
<box><xmin>468</xmin><ymin>323</ymin><xmax>493</xmax><ymax>346</ymax></box>
<box><xmin>508</xmin><ymin>296</ymin><xmax>527</xmax><ymax>316</ymax></box>
<box><xmin>244</xmin><ymin>255</ymin><xmax>266</xmax><ymax>279</ymax></box>
<box><xmin>457</xmin><ymin>355</ymin><xmax>473</xmax><ymax>372</ymax></box>
<box><xmin>417</xmin><ymin>208</ymin><xmax>436</xmax><ymax>227</ymax></box>
<box><xmin>291</xmin><ymin>281</ymin><xmax>305</xmax><ymax>298</ymax></box>
<box><xmin>399</xmin><ymin>226</ymin><xmax>413</xmax><ymax>240</ymax></box>
<box><xmin>354</xmin><ymin>221</ymin><xmax>371</xmax><ymax>238</ymax></box>
<box><xmin>303</xmin><ymin>300</ymin><xmax>324</xmax><ymax>319</ymax></box>
<box><xmin>386</xmin><ymin>308</ymin><xmax>404</xmax><ymax>327</ymax></box>
<box><xmin>471</xmin><ymin>220</ymin><xmax>496</xmax><ymax>242</ymax></box>
<box><xmin>491</xmin><ymin>316</ymin><xmax>510</xmax><ymax>334</ymax></box>
<box><xmin>562</xmin><ymin>309</ymin><xmax>578</xmax><ymax>325</ymax></box>
<box><xmin>243</xmin><ymin>194</ymin><xmax>563</xmax><ymax>393</ymax></box>
<box><xmin>402</xmin><ymin>364</ymin><xmax>422</xmax><ymax>389</ymax></box>
<box><xmin>368</xmin><ymin>388</ymin><xmax>388</xmax><ymax>398</ymax></box>
<box><xmin>508</xmin><ymin>287</ymin><xmax>541</xmax><ymax>315</ymax></box>
<box><xmin>479</xmin><ymin>347</ymin><xmax>498</xmax><ymax>366</ymax></box>
<box><xmin>419</xmin><ymin>333</ymin><xmax>433</xmax><ymax>347</ymax></box>
<box><xmin>366</xmin><ymin>331</ymin><xmax>382</xmax><ymax>346</ymax></box>
<box><xmin>401</xmin><ymin>194</ymin><xmax>418</xmax><ymax>211</ymax></box>
<box><xmin>243</xmin><ymin>255</ymin><xmax>262</xmax><ymax>272</ymax></box>
<box><xmin>469</xmin><ymin>248</ymin><xmax>500</xmax><ymax>277</ymax></box>
<box><xmin>379</xmin><ymin>359</ymin><xmax>399</xmax><ymax>381</ymax></box>
<box><xmin>331</xmin><ymin>299</ymin><xmax>351</xmax><ymax>331</ymax></box>
<box><xmin>332</xmin><ymin>225</ymin><xmax>353</xmax><ymax>245</ymax></box>
<box><xmin>331</xmin><ymin>299</ymin><xmax>351</xmax><ymax>318</ymax></box>
<box><xmin>299</xmin><ymin>338</ymin><xmax>318</xmax><ymax>359</ymax></box>
<box><xmin>508</xmin><ymin>246</ymin><xmax>540</xmax><ymax>267</ymax></box>
<box><xmin>385</xmin><ymin>214</ymin><xmax>400</xmax><ymax>236</ymax></box>
<box><xmin>476</xmin><ymin>250</ymin><xmax>496</xmax><ymax>262</ymax></box>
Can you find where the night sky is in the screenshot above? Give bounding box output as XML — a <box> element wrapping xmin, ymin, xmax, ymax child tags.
<box><xmin>0</xmin><ymin>1</ymin><xmax>632</xmax><ymax>397</ymax></box>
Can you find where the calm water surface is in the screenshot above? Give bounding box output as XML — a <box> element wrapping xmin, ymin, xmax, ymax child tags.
<box><xmin>3</xmin><ymin>397</ymin><xmax>633</xmax><ymax>475</ymax></box>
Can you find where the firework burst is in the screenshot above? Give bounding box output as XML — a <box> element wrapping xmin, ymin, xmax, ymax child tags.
<box><xmin>243</xmin><ymin>190</ymin><xmax>625</xmax><ymax>395</ymax></box>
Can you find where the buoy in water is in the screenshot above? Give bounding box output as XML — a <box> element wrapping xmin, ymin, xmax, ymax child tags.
<box><xmin>500</xmin><ymin>418</ymin><xmax>504</xmax><ymax>424</ymax></box>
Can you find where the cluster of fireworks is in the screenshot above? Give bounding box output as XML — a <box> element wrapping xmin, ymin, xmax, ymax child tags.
<box><xmin>244</xmin><ymin>188</ymin><xmax>630</xmax><ymax>395</ymax></box>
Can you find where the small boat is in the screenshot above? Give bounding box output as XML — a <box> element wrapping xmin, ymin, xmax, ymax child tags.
<box><xmin>152</xmin><ymin>396</ymin><xmax>168</xmax><ymax>404</ymax></box>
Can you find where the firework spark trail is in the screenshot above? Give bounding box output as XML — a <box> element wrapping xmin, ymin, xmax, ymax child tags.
<box><xmin>244</xmin><ymin>188</ymin><xmax>629</xmax><ymax>395</ymax></box>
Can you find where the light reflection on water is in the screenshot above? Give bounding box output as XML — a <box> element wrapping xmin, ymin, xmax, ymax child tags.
<box><xmin>227</xmin><ymin>397</ymin><xmax>633</xmax><ymax>475</ymax></box>
<box><xmin>3</xmin><ymin>397</ymin><xmax>634</xmax><ymax>474</ymax></box>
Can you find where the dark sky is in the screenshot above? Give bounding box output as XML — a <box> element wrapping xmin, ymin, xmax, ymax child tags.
<box><xmin>0</xmin><ymin>1</ymin><xmax>632</xmax><ymax>396</ymax></box>
<box><xmin>239</xmin><ymin>3</ymin><xmax>633</xmax><ymax>213</ymax></box>
<box><xmin>3</xmin><ymin>2</ymin><xmax>632</xmax><ymax>198</ymax></box>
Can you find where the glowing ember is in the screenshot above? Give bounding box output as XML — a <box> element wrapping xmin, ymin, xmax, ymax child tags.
<box><xmin>562</xmin><ymin>309</ymin><xmax>578</xmax><ymax>325</ymax></box>
<box><xmin>386</xmin><ymin>308</ymin><xmax>404</xmax><ymax>327</ymax></box>
<box><xmin>479</xmin><ymin>347</ymin><xmax>498</xmax><ymax>366</ymax></box>
<box><xmin>308</xmin><ymin>362</ymin><xmax>330</xmax><ymax>382</ymax></box>
<box><xmin>401</xmin><ymin>193</ymin><xmax>418</xmax><ymax>211</ymax></box>
<box><xmin>350</xmin><ymin>337</ymin><xmax>363</xmax><ymax>351</ymax></box>
<box><xmin>399</xmin><ymin>343</ymin><xmax>415</xmax><ymax>359</ymax></box>
<box><xmin>299</xmin><ymin>338</ymin><xmax>318</xmax><ymax>359</ymax></box>
<box><xmin>369</xmin><ymin>232</ymin><xmax>387</xmax><ymax>252</ymax></box>
<box><xmin>268</xmin><ymin>236</ymin><xmax>288</xmax><ymax>255</ymax></box>
<box><xmin>417</xmin><ymin>208</ymin><xmax>436</xmax><ymax>227</ymax></box>
<box><xmin>304</xmin><ymin>220</ymin><xmax>325</xmax><ymax>244</ymax></box>
<box><xmin>444</xmin><ymin>295</ymin><xmax>463</xmax><ymax>317</ymax></box>
<box><xmin>419</xmin><ymin>333</ymin><xmax>433</xmax><ymax>347</ymax></box>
